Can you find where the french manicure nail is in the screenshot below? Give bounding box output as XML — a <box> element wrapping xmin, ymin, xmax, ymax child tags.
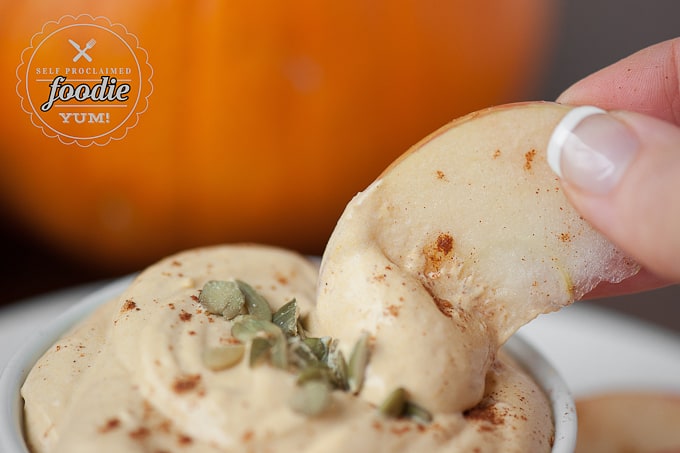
<box><xmin>547</xmin><ymin>106</ymin><xmax>639</xmax><ymax>194</ymax></box>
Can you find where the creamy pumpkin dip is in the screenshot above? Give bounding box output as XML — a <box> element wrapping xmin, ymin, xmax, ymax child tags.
<box><xmin>23</xmin><ymin>245</ymin><xmax>553</xmax><ymax>453</ymax></box>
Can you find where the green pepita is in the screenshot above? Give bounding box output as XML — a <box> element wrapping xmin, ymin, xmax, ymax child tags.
<box><xmin>269</xmin><ymin>330</ymin><xmax>289</xmax><ymax>369</ymax></box>
<box><xmin>198</xmin><ymin>280</ymin><xmax>246</xmax><ymax>319</ymax></box>
<box><xmin>236</xmin><ymin>280</ymin><xmax>272</xmax><ymax>321</ymax></box>
<box><xmin>326</xmin><ymin>339</ymin><xmax>349</xmax><ymax>391</ymax></box>
<box><xmin>303</xmin><ymin>337</ymin><xmax>330</xmax><ymax>362</ymax></box>
<box><xmin>231</xmin><ymin>317</ymin><xmax>281</xmax><ymax>343</ymax></box>
<box><xmin>296</xmin><ymin>318</ymin><xmax>308</xmax><ymax>340</ymax></box>
<box><xmin>288</xmin><ymin>338</ymin><xmax>318</xmax><ymax>369</ymax></box>
<box><xmin>404</xmin><ymin>401</ymin><xmax>433</xmax><ymax>424</ymax></box>
<box><xmin>348</xmin><ymin>332</ymin><xmax>370</xmax><ymax>394</ymax></box>
<box><xmin>378</xmin><ymin>387</ymin><xmax>407</xmax><ymax>418</ymax></box>
<box><xmin>296</xmin><ymin>363</ymin><xmax>333</xmax><ymax>386</ymax></box>
<box><xmin>249</xmin><ymin>337</ymin><xmax>272</xmax><ymax>367</ymax></box>
<box><xmin>289</xmin><ymin>380</ymin><xmax>332</xmax><ymax>416</ymax></box>
<box><xmin>203</xmin><ymin>344</ymin><xmax>245</xmax><ymax>371</ymax></box>
<box><xmin>272</xmin><ymin>299</ymin><xmax>298</xmax><ymax>337</ymax></box>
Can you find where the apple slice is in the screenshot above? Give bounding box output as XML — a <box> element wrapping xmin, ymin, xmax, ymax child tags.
<box><xmin>312</xmin><ymin>102</ymin><xmax>638</xmax><ymax>413</ymax></box>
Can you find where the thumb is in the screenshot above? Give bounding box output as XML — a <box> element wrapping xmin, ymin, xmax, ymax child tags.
<box><xmin>547</xmin><ymin>106</ymin><xmax>680</xmax><ymax>282</ymax></box>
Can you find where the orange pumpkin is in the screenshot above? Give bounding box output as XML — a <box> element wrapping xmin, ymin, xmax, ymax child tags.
<box><xmin>0</xmin><ymin>1</ymin><xmax>557</xmax><ymax>272</ymax></box>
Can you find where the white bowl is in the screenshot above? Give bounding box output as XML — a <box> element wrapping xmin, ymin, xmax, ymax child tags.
<box><xmin>0</xmin><ymin>276</ymin><xmax>576</xmax><ymax>452</ymax></box>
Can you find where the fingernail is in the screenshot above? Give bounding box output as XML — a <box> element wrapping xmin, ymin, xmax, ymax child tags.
<box><xmin>547</xmin><ymin>106</ymin><xmax>639</xmax><ymax>194</ymax></box>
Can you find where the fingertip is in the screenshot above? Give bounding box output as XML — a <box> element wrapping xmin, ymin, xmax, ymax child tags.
<box><xmin>547</xmin><ymin>107</ymin><xmax>638</xmax><ymax>195</ymax></box>
<box><xmin>546</xmin><ymin>106</ymin><xmax>606</xmax><ymax>179</ymax></box>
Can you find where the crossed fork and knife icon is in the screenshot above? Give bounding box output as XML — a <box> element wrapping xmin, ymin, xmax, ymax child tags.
<box><xmin>69</xmin><ymin>38</ymin><xmax>97</xmax><ymax>62</ymax></box>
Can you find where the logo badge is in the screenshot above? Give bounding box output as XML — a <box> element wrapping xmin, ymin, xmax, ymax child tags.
<box><xmin>16</xmin><ymin>15</ymin><xmax>153</xmax><ymax>147</ymax></box>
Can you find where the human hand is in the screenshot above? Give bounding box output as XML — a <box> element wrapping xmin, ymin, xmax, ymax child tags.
<box><xmin>546</xmin><ymin>38</ymin><xmax>680</xmax><ymax>298</ymax></box>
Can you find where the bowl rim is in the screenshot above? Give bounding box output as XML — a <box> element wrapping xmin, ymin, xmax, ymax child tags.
<box><xmin>0</xmin><ymin>275</ymin><xmax>576</xmax><ymax>452</ymax></box>
<box><xmin>504</xmin><ymin>330</ymin><xmax>577</xmax><ymax>452</ymax></box>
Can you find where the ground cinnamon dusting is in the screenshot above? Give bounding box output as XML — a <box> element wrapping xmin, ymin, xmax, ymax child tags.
<box><xmin>373</xmin><ymin>271</ymin><xmax>387</xmax><ymax>282</ymax></box>
<box><xmin>172</xmin><ymin>374</ymin><xmax>201</xmax><ymax>394</ymax></box>
<box><xmin>179</xmin><ymin>310</ymin><xmax>192</xmax><ymax>322</ymax></box>
<box><xmin>524</xmin><ymin>149</ymin><xmax>537</xmax><ymax>170</ymax></box>
<box><xmin>433</xmin><ymin>296</ymin><xmax>455</xmax><ymax>318</ymax></box>
<box><xmin>390</xmin><ymin>424</ymin><xmax>412</xmax><ymax>435</ymax></box>
<box><xmin>121</xmin><ymin>299</ymin><xmax>139</xmax><ymax>313</ymax></box>
<box><xmin>423</xmin><ymin>233</ymin><xmax>455</xmax><ymax>276</ymax></box>
<box><xmin>129</xmin><ymin>426</ymin><xmax>151</xmax><ymax>440</ymax></box>
<box><xmin>242</xmin><ymin>430</ymin><xmax>255</xmax><ymax>442</ymax></box>
<box><xmin>157</xmin><ymin>420</ymin><xmax>172</xmax><ymax>434</ymax></box>
<box><xmin>98</xmin><ymin>417</ymin><xmax>121</xmax><ymax>433</ymax></box>
<box><xmin>436</xmin><ymin>234</ymin><xmax>454</xmax><ymax>254</ymax></box>
<box><xmin>177</xmin><ymin>434</ymin><xmax>193</xmax><ymax>445</ymax></box>
<box><xmin>384</xmin><ymin>304</ymin><xmax>400</xmax><ymax>317</ymax></box>
<box><xmin>464</xmin><ymin>400</ymin><xmax>506</xmax><ymax>426</ymax></box>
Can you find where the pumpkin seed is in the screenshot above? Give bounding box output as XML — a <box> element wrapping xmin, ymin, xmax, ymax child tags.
<box><xmin>272</xmin><ymin>299</ymin><xmax>297</xmax><ymax>337</ymax></box>
<box><xmin>289</xmin><ymin>380</ymin><xmax>332</xmax><ymax>416</ymax></box>
<box><xmin>378</xmin><ymin>387</ymin><xmax>407</xmax><ymax>418</ymax></box>
<box><xmin>302</xmin><ymin>336</ymin><xmax>330</xmax><ymax>362</ymax></box>
<box><xmin>297</xmin><ymin>312</ymin><xmax>311</xmax><ymax>340</ymax></box>
<box><xmin>348</xmin><ymin>332</ymin><xmax>370</xmax><ymax>394</ymax></box>
<box><xmin>269</xmin><ymin>329</ymin><xmax>289</xmax><ymax>369</ymax></box>
<box><xmin>232</xmin><ymin>316</ymin><xmax>288</xmax><ymax>369</ymax></box>
<box><xmin>326</xmin><ymin>339</ymin><xmax>349</xmax><ymax>391</ymax></box>
<box><xmin>296</xmin><ymin>363</ymin><xmax>333</xmax><ymax>386</ymax></box>
<box><xmin>221</xmin><ymin>288</ymin><xmax>247</xmax><ymax>320</ymax></box>
<box><xmin>230</xmin><ymin>316</ymin><xmax>261</xmax><ymax>342</ymax></box>
<box><xmin>288</xmin><ymin>337</ymin><xmax>319</xmax><ymax>368</ymax></box>
<box><xmin>199</xmin><ymin>280</ymin><xmax>245</xmax><ymax>319</ymax></box>
<box><xmin>404</xmin><ymin>401</ymin><xmax>433</xmax><ymax>424</ymax></box>
<box><xmin>296</xmin><ymin>318</ymin><xmax>308</xmax><ymax>340</ymax></box>
<box><xmin>236</xmin><ymin>280</ymin><xmax>272</xmax><ymax>321</ymax></box>
<box><xmin>249</xmin><ymin>337</ymin><xmax>272</xmax><ymax>367</ymax></box>
<box><xmin>231</xmin><ymin>317</ymin><xmax>281</xmax><ymax>343</ymax></box>
<box><xmin>377</xmin><ymin>388</ymin><xmax>433</xmax><ymax>423</ymax></box>
<box><xmin>203</xmin><ymin>344</ymin><xmax>245</xmax><ymax>371</ymax></box>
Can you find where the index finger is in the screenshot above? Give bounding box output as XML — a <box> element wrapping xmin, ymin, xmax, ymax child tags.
<box><xmin>557</xmin><ymin>38</ymin><xmax>680</xmax><ymax>125</ymax></box>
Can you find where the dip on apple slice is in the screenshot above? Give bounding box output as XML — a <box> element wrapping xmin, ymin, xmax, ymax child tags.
<box><xmin>312</xmin><ymin>101</ymin><xmax>639</xmax><ymax>413</ymax></box>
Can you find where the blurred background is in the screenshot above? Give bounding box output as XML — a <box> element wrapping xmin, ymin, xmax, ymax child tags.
<box><xmin>0</xmin><ymin>0</ymin><xmax>678</xmax><ymax>331</ymax></box>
